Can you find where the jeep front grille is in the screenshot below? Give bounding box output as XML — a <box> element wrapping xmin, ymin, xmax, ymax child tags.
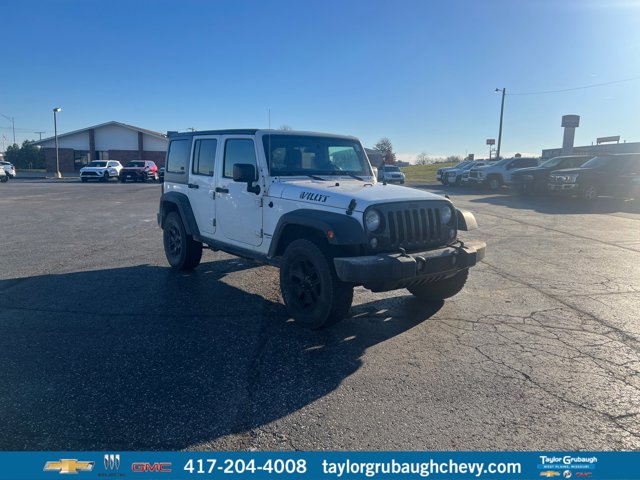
<box><xmin>387</xmin><ymin>207</ymin><xmax>441</xmax><ymax>247</ymax></box>
<box><xmin>369</xmin><ymin>201</ymin><xmax>453</xmax><ymax>253</ymax></box>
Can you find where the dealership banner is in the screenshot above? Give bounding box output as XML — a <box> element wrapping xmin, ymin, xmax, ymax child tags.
<box><xmin>0</xmin><ymin>452</ymin><xmax>637</xmax><ymax>480</ymax></box>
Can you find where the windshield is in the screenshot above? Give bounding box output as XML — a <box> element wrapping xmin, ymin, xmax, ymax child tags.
<box><xmin>453</xmin><ymin>161</ymin><xmax>470</xmax><ymax>169</ymax></box>
<box><xmin>127</xmin><ymin>161</ymin><xmax>145</xmax><ymax>167</ymax></box>
<box><xmin>263</xmin><ymin>135</ymin><xmax>371</xmax><ymax>177</ymax></box>
<box><xmin>87</xmin><ymin>161</ymin><xmax>107</xmax><ymax>167</ymax></box>
<box><xmin>384</xmin><ymin>166</ymin><xmax>400</xmax><ymax>172</ymax></box>
<box><xmin>580</xmin><ymin>156</ymin><xmax>612</xmax><ymax>169</ymax></box>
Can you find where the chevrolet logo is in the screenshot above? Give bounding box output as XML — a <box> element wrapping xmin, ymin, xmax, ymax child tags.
<box><xmin>44</xmin><ymin>459</ymin><xmax>95</xmax><ymax>474</ymax></box>
<box><xmin>540</xmin><ymin>472</ymin><xmax>561</xmax><ymax>478</ymax></box>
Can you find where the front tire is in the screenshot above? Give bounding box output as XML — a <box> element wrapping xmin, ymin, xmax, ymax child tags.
<box><xmin>581</xmin><ymin>183</ymin><xmax>598</xmax><ymax>201</ymax></box>
<box><xmin>81</xmin><ymin>177</ymin><xmax>88</xmax><ymax>183</ymax></box>
<box><xmin>163</xmin><ymin>211</ymin><xmax>202</xmax><ymax>270</ymax></box>
<box><xmin>487</xmin><ymin>176</ymin><xmax>502</xmax><ymax>190</ymax></box>
<box><xmin>102</xmin><ymin>172</ymin><xmax>110</xmax><ymax>182</ymax></box>
<box><xmin>280</xmin><ymin>239</ymin><xmax>353</xmax><ymax>329</ymax></box>
<box><xmin>408</xmin><ymin>269</ymin><xmax>469</xmax><ymax>302</ymax></box>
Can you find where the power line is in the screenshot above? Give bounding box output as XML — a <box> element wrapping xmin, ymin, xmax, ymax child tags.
<box><xmin>508</xmin><ymin>75</ymin><xmax>640</xmax><ymax>96</ymax></box>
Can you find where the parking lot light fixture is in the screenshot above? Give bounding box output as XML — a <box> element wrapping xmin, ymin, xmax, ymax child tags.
<box><xmin>53</xmin><ymin>107</ymin><xmax>62</xmax><ymax>179</ymax></box>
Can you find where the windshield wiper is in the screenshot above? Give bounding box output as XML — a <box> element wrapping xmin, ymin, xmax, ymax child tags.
<box><xmin>306</xmin><ymin>174</ymin><xmax>326</xmax><ymax>181</ymax></box>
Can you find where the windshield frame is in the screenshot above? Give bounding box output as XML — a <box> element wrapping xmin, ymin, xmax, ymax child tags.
<box><xmin>87</xmin><ymin>161</ymin><xmax>107</xmax><ymax>168</ymax></box>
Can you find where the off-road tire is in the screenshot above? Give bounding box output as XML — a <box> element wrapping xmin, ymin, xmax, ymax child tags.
<box><xmin>280</xmin><ymin>239</ymin><xmax>353</xmax><ymax>329</ymax></box>
<box><xmin>163</xmin><ymin>211</ymin><xmax>202</xmax><ymax>270</ymax></box>
<box><xmin>408</xmin><ymin>269</ymin><xmax>469</xmax><ymax>302</ymax></box>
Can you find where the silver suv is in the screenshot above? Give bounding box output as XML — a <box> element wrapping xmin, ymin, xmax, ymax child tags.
<box><xmin>158</xmin><ymin>129</ymin><xmax>485</xmax><ymax>328</ymax></box>
<box><xmin>378</xmin><ymin>164</ymin><xmax>406</xmax><ymax>184</ymax></box>
<box><xmin>467</xmin><ymin>157</ymin><xmax>539</xmax><ymax>189</ymax></box>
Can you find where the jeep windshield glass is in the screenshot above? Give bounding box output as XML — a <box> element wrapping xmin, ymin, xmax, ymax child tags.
<box><xmin>263</xmin><ymin>135</ymin><xmax>371</xmax><ymax>177</ymax></box>
<box><xmin>87</xmin><ymin>161</ymin><xmax>107</xmax><ymax>167</ymax></box>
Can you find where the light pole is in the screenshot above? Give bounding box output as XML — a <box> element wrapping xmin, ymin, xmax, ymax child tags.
<box><xmin>0</xmin><ymin>113</ymin><xmax>15</xmax><ymax>145</ymax></box>
<box><xmin>495</xmin><ymin>88</ymin><xmax>506</xmax><ymax>159</ymax></box>
<box><xmin>53</xmin><ymin>107</ymin><xmax>62</xmax><ymax>178</ymax></box>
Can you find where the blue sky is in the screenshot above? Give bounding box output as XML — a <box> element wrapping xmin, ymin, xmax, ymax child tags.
<box><xmin>1</xmin><ymin>0</ymin><xmax>639</xmax><ymax>161</ymax></box>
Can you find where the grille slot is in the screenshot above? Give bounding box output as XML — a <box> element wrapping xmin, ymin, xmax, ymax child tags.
<box><xmin>384</xmin><ymin>205</ymin><xmax>443</xmax><ymax>250</ymax></box>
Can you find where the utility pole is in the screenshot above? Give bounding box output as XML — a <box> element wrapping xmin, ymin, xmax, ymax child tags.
<box><xmin>35</xmin><ymin>131</ymin><xmax>45</xmax><ymax>140</ymax></box>
<box><xmin>495</xmin><ymin>88</ymin><xmax>506</xmax><ymax>159</ymax></box>
<box><xmin>0</xmin><ymin>113</ymin><xmax>15</xmax><ymax>145</ymax></box>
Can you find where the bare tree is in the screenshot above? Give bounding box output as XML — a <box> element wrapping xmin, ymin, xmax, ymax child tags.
<box><xmin>415</xmin><ymin>152</ymin><xmax>429</xmax><ymax>165</ymax></box>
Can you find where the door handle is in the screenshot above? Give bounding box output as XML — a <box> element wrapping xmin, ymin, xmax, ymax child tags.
<box><xmin>188</xmin><ymin>183</ymin><xmax>199</xmax><ymax>189</ymax></box>
<box><xmin>215</xmin><ymin>187</ymin><xmax>229</xmax><ymax>194</ymax></box>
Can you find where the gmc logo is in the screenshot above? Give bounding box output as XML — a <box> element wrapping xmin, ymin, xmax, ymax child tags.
<box><xmin>131</xmin><ymin>462</ymin><xmax>172</xmax><ymax>473</ymax></box>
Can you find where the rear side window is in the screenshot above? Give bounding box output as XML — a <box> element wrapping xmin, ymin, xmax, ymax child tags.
<box><xmin>193</xmin><ymin>139</ymin><xmax>217</xmax><ymax>176</ymax></box>
<box><xmin>224</xmin><ymin>139</ymin><xmax>257</xmax><ymax>178</ymax></box>
<box><xmin>166</xmin><ymin>139</ymin><xmax>190</xmax><ymax>174</ymax></box>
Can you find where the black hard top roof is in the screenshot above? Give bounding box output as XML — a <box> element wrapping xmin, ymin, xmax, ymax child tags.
<box><xmin>168</xmin><ymin>129</ymin><xmax>259</xmax><ymax>138</ymax></box>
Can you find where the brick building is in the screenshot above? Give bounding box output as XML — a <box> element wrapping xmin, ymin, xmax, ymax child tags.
<box><xmin>35</xmin><ymin>121</ymin><xmax>168</xmax><ymax>174</ymax></box>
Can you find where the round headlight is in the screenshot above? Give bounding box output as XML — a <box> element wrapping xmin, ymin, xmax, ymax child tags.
<box><xmin>440</xmin><ymin>206</ymin><xmax>454</xmax><ymax>225</ymax></box>
<box><xmin>364</xmin><ymin>209</ymin><xmax>381</xmax><ymax>232</ymax></box>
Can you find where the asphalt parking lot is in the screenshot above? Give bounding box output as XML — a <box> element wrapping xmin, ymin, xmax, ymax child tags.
<box><xmin>0</xmin><ymin>180</ymin><xmax>639</xmax><ymax>451</ymax></box>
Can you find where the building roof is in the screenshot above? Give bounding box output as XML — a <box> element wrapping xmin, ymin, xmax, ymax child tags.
<box><xmin>34</xmin><ymin>121</ymin><xmax>167</xmax><ymax>145</ymax></box>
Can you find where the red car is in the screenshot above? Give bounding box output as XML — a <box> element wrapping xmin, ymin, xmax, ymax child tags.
<box><xmin>119</xmin><ymin>160</ymin><xmax>159</xmax><ymax>182</ymax></box>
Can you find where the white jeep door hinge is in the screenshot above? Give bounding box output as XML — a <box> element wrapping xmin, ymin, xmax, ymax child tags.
<box><xmin>256</xmin><ymin>197</ymin><xmax>263</xmax><ymax>207</ymax></box>
<box><xmin>213</xmin><ymin>218</ymin><xmax>216</xmax><ymax>227</ymax></box>
<box><xmin>255</xmin><ymin>229</ymin><xmax>263</xmax><ymax>238</ymax></box>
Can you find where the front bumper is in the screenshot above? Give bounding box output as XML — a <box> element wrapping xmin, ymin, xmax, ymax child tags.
<box><xmin>548</xmin><ymin>183</ymin><xmax>578</xmax><ymax>192</ymax></box>
<box><xmin>333</xmin><ymin>239</ymin><xmax>486</xmax><ymax>292</ymax></box>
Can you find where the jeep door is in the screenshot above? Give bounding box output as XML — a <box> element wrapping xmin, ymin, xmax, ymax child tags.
<box><xmin>215</xmin><ymin>136</ymin><xmax>263</xmax><ymax>247</ymax></box>
<box><xmin>187</xmin><ymin>136</ymin><xmax>219</xmax><ymax>237</ymax></box>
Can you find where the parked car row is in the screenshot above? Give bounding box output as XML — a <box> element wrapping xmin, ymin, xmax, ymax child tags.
<box><xmin>80</xmin><ymin>160</ymin><xmax>160</xmax><ymax>183</ymax></box>
<box><xmin>437</xmin><ymin>154</ymin><xmax>640</xmax><ymax>200</ymax></box>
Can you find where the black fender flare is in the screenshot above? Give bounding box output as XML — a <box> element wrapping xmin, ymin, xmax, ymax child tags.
<box><xmin>158</xmin><ymin>191</ymin><xmax>201</xmax><ymax>239</ymax></box>
<box><xmin>268</xmin><ymin>209</ymin><xmax>367</xmax><ymax>258</ymax></box>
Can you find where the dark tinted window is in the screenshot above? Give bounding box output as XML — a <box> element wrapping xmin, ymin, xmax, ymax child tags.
<box><xmin>224</xmin><ymin>139</ymin><xmax>257</xmax><ymax>178</ymax></box>
<box><xmin>193</xmin><ymin>139</ymin><xmax>217</xmax><ymax>176</ymax></box>
<box><xmin>166</xmin><ymin>139</ymin><xmax>191</xmax><ymax>174</ymax></box>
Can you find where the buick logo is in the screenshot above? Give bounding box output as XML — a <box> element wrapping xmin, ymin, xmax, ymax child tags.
<box><xmin>104</xmin><ymin>454</ymin><xmax>121</xmax><ymax>470</ymax></box>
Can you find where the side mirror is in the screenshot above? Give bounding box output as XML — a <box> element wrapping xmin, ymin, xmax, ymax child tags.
<box><xmin>233</xmin><ymin>163</ymin><xmax>260</xmax><ymax>194</ymax></box>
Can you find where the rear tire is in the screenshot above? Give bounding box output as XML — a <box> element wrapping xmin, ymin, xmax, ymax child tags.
<box><xmin>280</xmin><ymin>239</ymin><xmax>353</xmax><ymax>329</ymax></box>
<box><xmin>408</xmin><ymin>269</ymin><xmax>469</xmax><ymax>302</ymax></box>
<box><xmin>163</xmin><ymin>211</ymin><xmax>202</xmax><ymax>270</ymax></box>
<box><xmin>0</xmin><ymin>175</ymin><xmax>8</xmax><ymax>183</ymax></box>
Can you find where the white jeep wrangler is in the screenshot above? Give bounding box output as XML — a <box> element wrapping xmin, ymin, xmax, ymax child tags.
<box><xmin>158</xmin><ymin>130</ymin><xmax>485</xmax><ymax>328</ymax></box>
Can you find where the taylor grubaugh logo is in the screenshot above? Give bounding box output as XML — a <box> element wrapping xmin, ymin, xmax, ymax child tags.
<box><xmin>43</xmin><ymin>459</ymin><xmax>95</xmax><ymax>474</ymax></box>
<box><xmin>104</xmin><ymin>454</ymin><xmax>121</xmax><ymax>470</ymax></box>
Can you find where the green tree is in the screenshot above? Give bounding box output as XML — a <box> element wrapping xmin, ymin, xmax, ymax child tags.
<box><xmin>4</xmin><ymin>140</ymin><xmax>46</xmax><ymax>169</ymax></box>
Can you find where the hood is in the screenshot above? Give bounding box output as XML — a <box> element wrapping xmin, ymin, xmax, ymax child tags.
<box><xmin>511</xmin><ymin>166</ymin><xmax>550</xmax><ymax>176</ymax></box>
<box><xmin>270</xmin><ymin>179</ymin><xmax>446</xmax><ymax>212</ymax></box>
<box><xmin>550</xmin><ymin>167</ymin><xmax>593</xmax><ymax>176</ymax></box>
<box><xmin>80</xmin><ymin>166</ymin><xmax>107</xmax><ymax>172</ymax></box>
